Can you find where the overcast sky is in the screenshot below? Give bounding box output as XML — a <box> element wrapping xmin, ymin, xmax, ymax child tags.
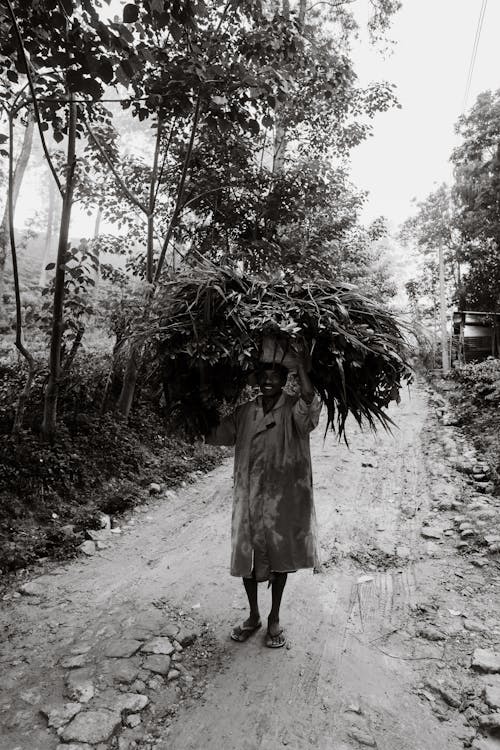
<box><xmin>350</xmin><ymin>0</ymin><xmax>500</xmax><ymax>227</ymax></box>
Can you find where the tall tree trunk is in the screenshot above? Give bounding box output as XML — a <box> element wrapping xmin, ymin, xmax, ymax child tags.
<box><xmin>39</xmin><ymin>173</ymin><xmax>58</xmax><ymax>287</ymax></box>
<box><xmin>116</xmin><ymin>100</ymin><xmax>200</xmax><ymax>420</ymax></box>
<box><xmin>115</xmin><ymin>341</ymin><xmax>142</xmax><ymax>418</ymax></box>
<box><xmin>6</xmin><ymin>112</ymin><xmax>36</xmax><ymax>434</ymax></box>
<box><xmin>146</xmin><ymin>117</ymin><xmax>163</xmax><ymax>283</ymax></box>
<box><xmin>0</xmin><ymin>113</ymin><xmax>34</xmax><ymax>316</ymax></box>
<box><xmin>272</xmin><ymin>0</ymin><xmax>291</xmax><ymax>175</ymax></box>
<box><xmin>92</xmin><ymin>202</ymin><xmax>103</xmax><ymax>290</ymax></box>
<box><xmin>41</xmin><ymin>98</ymin><xmax>78</xmax><ymax>441</ymax></box>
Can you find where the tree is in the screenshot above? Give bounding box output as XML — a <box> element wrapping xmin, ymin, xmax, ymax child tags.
<box><xmin>452</xmin><ymin>89</ymin><xmax>500</xmax><ymax>311</ymax></box>
<box><xmin>1</xmin><ymin>0</ymin><xmax>138</xmax><ymax>438</ymax></box>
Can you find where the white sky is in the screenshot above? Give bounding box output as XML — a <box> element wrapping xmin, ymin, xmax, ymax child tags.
<box><xmin>350</xmin><ymin>0</ymin><xmax>500</xmax><ymax>226</ymax></box>
<box><xmin>14</xmin><ymin>0</ymin><xmax>500</xmax><ymax>237</ymax></box>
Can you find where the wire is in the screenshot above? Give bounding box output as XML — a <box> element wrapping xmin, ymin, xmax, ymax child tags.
<box><xmin>462</xmin><ymin>0</ymin><xmax>488</xmax><ymax>113</ymax></box>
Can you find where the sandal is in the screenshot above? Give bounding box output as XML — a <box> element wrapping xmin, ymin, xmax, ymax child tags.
<box><xmin>231</xmin><ymin>620</ymin><xmax>262</xmax><ymax>642</ymax></box>
<box><xmin>265</xmin><ymin>627</ymin><xmax>286</xmax><ymax>649</ymax></box>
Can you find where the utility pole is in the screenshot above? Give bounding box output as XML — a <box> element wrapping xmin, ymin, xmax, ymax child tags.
<box><xmin>439</xmin><ymin>246</ymin><xmax>449</xmax><ymax>371</ymax></box>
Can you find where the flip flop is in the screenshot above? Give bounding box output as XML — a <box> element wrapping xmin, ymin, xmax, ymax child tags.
<box><xmin>265</xmin><ymin>628</ymin><xmax>286</xmax><ymax>649</ymax></box>
<box><xmin>231</xmin><ymin>620</ymin><xmax>262</xmax><ymax>642</ymax></box>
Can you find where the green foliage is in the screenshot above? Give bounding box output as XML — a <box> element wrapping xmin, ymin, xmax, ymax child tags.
<box><xmin>449</xmin><ymin>90</ymin><xmax>500</xmax><ymax>310</ymax></box>
<box><xmin>451</xmin><ymin>358</ymin><xmax>500</xmax><ymax>405</ymax></box>
<box><xmin>0</xmin><ymin>351</ymin><xmax>224</xmax><ymax>572</ymax></box>
<box><xmin>152</xmin><ymin>260</ymin><xmax>411</xmax><ymax>439</ymax></box>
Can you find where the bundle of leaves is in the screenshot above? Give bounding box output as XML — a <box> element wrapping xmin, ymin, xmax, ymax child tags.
<box><xmin>151</xmin><ymin>261</ymin><xmax>411</xmax><ymax>439</ymax></box>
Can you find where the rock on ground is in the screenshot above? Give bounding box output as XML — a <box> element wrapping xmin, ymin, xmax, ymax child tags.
<box><xmin>59</xmin><ymin>709</ymin><xmax>121</xmax><ymax>744</ymax></box>
<box><xmin>472</xmin><ymin>650</ymin><xmax>500</xmax><ymax>673</ymax></box>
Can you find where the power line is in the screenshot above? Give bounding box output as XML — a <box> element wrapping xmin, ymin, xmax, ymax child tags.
<box><xmin>462</xmin><ymin>0</ymin><xmax>488</xmax><ymax>113</ymax></box>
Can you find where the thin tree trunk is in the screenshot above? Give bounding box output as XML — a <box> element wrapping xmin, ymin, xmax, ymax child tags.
<box><xmin>0</xmin><ymin>113</ymin><xmax>34</xmax><ymax>307</ymax></box>
<box><xmin>272</xmin><ymin>0</ymin><xmax>291</xmax><ymax>174</ymax></box>
<box><xmin>41</xmin><ymin>97</ymin><xmax>78</xmax><ymax>441</ymax></box>
<box><xmin>6</xmin><ymin>112</ymin><xmax>36</xmax><ymax>434</ymax></box>
<box><xmin>116</xmin><ymin>100</ymin><xmax>201</xmax><ymax>420</ymax></box>
<box><xmin>39</xmin><ymin>173</ymin><xmax>57</xmax><ymax>287</ymax></box>
<box><xmin>147</xmin><ymin>117</ymin><xmax>163</xmax><ymax>283</ymax></box>
<box><xmin>439</xmin><ymin>246</ymin><xmax>449</xmax><ymax>372</ymax></box>
<box><xmin>116</xmin><ymin>340</ymin><xmax>142</xmax><ymax>418</ymax></box>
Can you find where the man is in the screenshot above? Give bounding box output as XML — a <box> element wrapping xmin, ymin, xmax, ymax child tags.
<box><xmin>206</xmin><ymin>348</ymin><xmax>321</xmax><ymax>648</ymax></box>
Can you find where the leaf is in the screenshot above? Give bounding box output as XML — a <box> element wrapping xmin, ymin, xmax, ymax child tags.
<box><xmin>97</xmin><ymin>60</ymin><xmax>114</xmax><ymax>84</ymax></box>
<box><xmin>7</xmin><ymin>69</ymin><xmax>18</xmax><ymax>84</ymax></box>
<box><xmin>45</xmin><ymin>263</ymin><xmax>56</xmax><ymax>270</ymax></box>
<box><xmin>123</xmin><ymin>3</ymin><xmax>139</xmax><ymax>22</ymax></box>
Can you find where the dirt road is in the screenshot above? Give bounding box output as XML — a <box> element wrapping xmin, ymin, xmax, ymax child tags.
<box><xmin>2</xmin><ymin>383</ymin><xmax>500</xmax><ymax>750</ymax></box>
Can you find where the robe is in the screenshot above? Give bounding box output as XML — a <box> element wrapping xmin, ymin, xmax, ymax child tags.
<box><xmin>206</xmin><ymin>391</ymin><xmax>322</xmax><ymax>582</ymax></box>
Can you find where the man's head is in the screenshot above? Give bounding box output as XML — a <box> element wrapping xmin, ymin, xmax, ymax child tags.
<box><xmin>256</xmin><ymin>364</ymin><xmax>288</xmax><ymax>398</ymax></box>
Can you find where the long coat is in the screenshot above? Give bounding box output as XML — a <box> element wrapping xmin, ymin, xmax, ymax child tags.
<box><xmin>206</xmin><ymin>392</ymin><xmax>322</xmax><ymax>582</ymax></box>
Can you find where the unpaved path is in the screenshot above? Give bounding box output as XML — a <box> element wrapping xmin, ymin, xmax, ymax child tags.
<box><xmin>2</xmin><ymin>383</ymin><xmax>499</xmax><ymax>750</ymax></box>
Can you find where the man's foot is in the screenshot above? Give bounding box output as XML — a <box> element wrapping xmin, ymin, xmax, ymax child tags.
<box><xmin>265</xmin><ymin>618</ymin><xmax>286</xmax><ymax>648</ymax></box>
<box><xmin>231</xmin><ymin>615</ymin><xmax>262</xmax><ymax>642</ymax></box>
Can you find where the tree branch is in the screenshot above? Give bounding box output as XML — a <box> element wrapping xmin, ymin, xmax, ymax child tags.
<box><xmin>5</xmin><ymin>0</ymin><xmax>63</xmax><ymax>197</ymax></box>
<box><xmin>84</xmin><ymin>120</ymin><xmax>151</xmax><ymax>217</ymax></box>
<box><xmin>154</xmin><ymin>93</ymin><xmax>202</xmax><ymax>281</ymax></box>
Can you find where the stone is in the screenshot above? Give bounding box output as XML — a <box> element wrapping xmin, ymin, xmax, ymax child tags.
<box><xmin>59</xmin><ymin>709</ymin><xmax>121</xmax><ymax>744</ymax></box>
<box><xmin>479</xmin><ymin>713</ymin><xmax>500</xmax><ymax>729</ymax></box>
<box><xmin>476</xmin><ymin>482</ymin><xmax>495</xmax><ymax>493</ymax></box>
<box><xmin>149</xmin><ymin>483</ymin><xmax>162</xmax><ymax>494</ymax></box>
<box><xmin>124</xmin><ymin>713</ymin><xmax>141</xmax><ymax>728</ymax></box>
<box><xmin>424</xmin><ymin>678</ymin><xmax>461</xmax><ymax>708</ymax></box>
<box><xmin>78</xmin><ymin>541</ymin><xmax>96</xmax><ymax>556</ymax></box>
<box><xmin>416</xmin><ymin>625</ymin><xmax>446</xmax><ymax>642</ymax></box>
<box><xmin>96</xmin><ymin>689</ymin><xmax>149</xmax><ymax>715</ymax></box>
<box><xmin>347</xmin><ymin>727</ymin><xmax>377</xmax><ymax>747</ymax></box>
<box><xmin>176</xmin><ymin>627</ymin><xmax>199</xmax><ymax>647</ymax></box>
<box><xmin>464</xmin><ymin>619</ymin><xmax>487</xmax><ymax>633</ymax></box>
<box><xmin>19</xmin><ymin>579</ymin><xmax>47</xmax><ymax>597</ymax></box>
<box><xmin>421</xmin><ymin>526</ymin><xmax>443</xmax><ymax>540</ymax></box>
<box><xmin>98</xmin><ymin>513</ymin><xmax>111</xmax><ymax>529</ymax></box>
<box><xmin>485</xmin><ymin>685</ymin><xmax>500</xmax><ymax>709</ymax></box>
<box><xmin>60</xmin><ymin>653</ymin><xmax>91</xmax><ymax>669</ymax></box>
<box><xmin>472</xmin><ymin>738</ymin><xmax>500</xmax><ymax>750</ymax></box>
<box><xmin>167</xmin><ymin>669</ymin><xmax>180</xmax><ymax>681</ymax></box>
<box><xmin>159</xmin><ymin>622</ymin><xmax>180</xmax><ymax>639</ymax></box>
<box><xmin>96</xmin><ymin>541</ymin><xmax>109</xmax><ymax>550</ymax></box>
<box><xmin>56</xmin><ymin>745</ymin><xmax>93</xmax><ymax>750</ymax></box>
<box><xmin>44</xmin><ymin>702</ymin><xmax>82</xmax><ymax>729</ymax></box>
<box><xmin>148</xmin><ymin>676</ymin><xmax>164</xmax><ymax>690</ymax></box>
<box><xmin>142</xmin><ymin>655</ymin><xmax>171</xmax><ymax>676</ymax></box>
<box><xmin>65</xmin><ymin>668</ymin><xmax>95</xmax><ymax>703</ymax></box>
<box><xmin>99</xmin><ymin>659</ymin><xmax>141</xmax><ymax>685</ymax></box>
<box><xmin>86</xmin><ymin>529</ymin><xmax>111</xmax><ymax>542</ymax></box>
<box><xmin>486</xmin><ymin>535</ymin><xmax>500</xmax><ymax>545</ymax></box>
<box><xmin>461</xmin><ymin>530</ymin><xmax>475</xmax><ymax>538</ymax></box>
<box><xmin>473</xmin><ymin>649</ymin><xmax>500</xmax><ymax>673</ymax></box>
<box><xmin>70</xmin><ymin>643</ymin><xmax>93</xmax><ymax>655</ymax></box>
<box><xmin>104</xmin><ymin>639</ymin><xmax>143</xmax><ymax>659</ymax></box>
<box><xmin>142</xmin><ymin>637</ymin><xmax>175</xmax><ymax>656</ymax></box>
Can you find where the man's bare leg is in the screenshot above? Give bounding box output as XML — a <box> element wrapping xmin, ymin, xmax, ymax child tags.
<box><xmin>242</xmin><ymin>575</ymin><xmax>260</xmax><ymax>627</ymax></box>
<box><xmin>267</xmin><ymin>572</ymin><xmax>287</xmax><ymax>645</ymax></box>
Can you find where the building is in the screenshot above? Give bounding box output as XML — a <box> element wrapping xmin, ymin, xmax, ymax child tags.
<box><xmin>452</xmin><ymin>311</ymin><xmax>500</xmax><ymax>363</ymax></box>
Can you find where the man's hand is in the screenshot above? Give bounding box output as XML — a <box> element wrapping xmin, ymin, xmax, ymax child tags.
<box><xmin>290</xmin><ymin>336</ymin><xmax>312</xmax><ymax>373</ymax></box>
<box><xmin>290</xmin><ymin>337</ymin><xmax>314</xmax><ymax>403</ymax></box>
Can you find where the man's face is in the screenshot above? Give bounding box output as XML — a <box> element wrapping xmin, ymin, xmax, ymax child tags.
<box><xmin>257</xmin><ymin>368</ymin><xmax>285</xmax><ymax>398</ymax></box>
